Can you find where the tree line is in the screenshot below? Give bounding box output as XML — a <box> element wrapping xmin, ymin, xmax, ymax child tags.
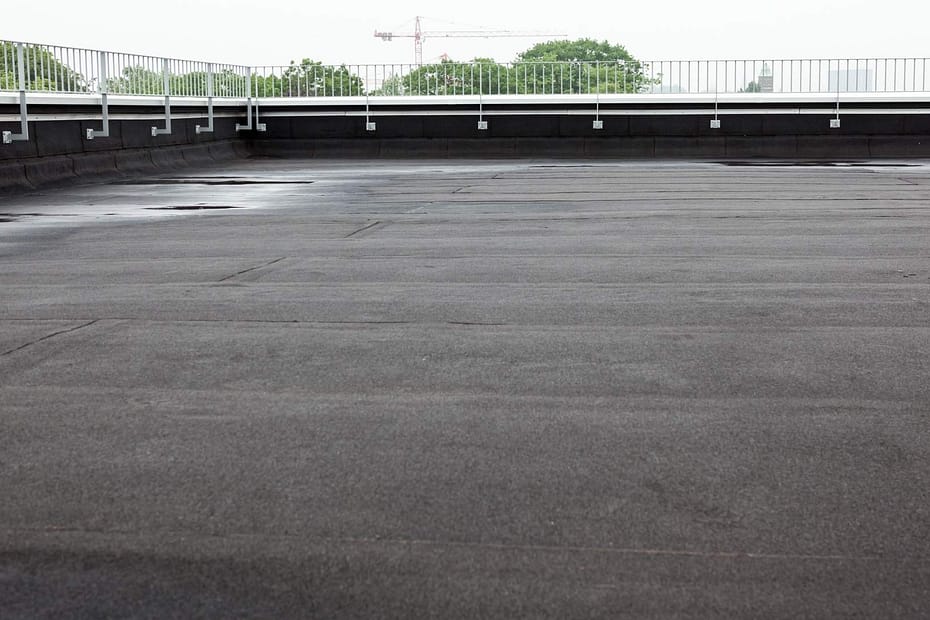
<box><xmin>2</xmin><ymin>39</ymin><xmax>655</xmax><ymax>97</ymax></box>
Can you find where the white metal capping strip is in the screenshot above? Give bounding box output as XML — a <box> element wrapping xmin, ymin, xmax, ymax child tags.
<box><xmin>0</xmin><ymin>93</ymin><xmax>251</xmax><ymax>107</ymax></box>
<box><xmin>248</xmin><ymin>93</ymin><xmax>930</xmax><ymax>106</ymax></box>
<box><xmin>0</xmin><ymin>111</ymin><xmax>248</xmax><ymax>122</ymax></box>
<box><xmin>4</xmin><ymin>93</ymin><xmax>930</xmax><ymax>107</ymax></box>
<box><xmin>8</xmin><ymin>108</ymin><xmax>930</xmax><ymax>123</ymax></box>
<box><xmin>253</xmin><ymin>108</ymin><xmax>930</xmax><ymax>118</ymax></box>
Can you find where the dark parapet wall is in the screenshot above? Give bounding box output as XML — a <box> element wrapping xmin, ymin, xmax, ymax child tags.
<box><xmin>0</xmin><ymin>102</ymin><xmax>250</xmax><ymax>193</ymax></box>
<box><xmin>3</xmin><ymin>98</ymin><xmax>930</xmax><ymax>192</ymax></box>
<box><xmin>246</xmin><ymin>106</ymin><xmax>930</xmax><ymax>161</ymax></box>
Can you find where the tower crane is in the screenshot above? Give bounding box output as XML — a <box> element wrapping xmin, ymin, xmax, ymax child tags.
<box><xmin>374</xmin><ymin>16</ymin><xmax>566</xmax><ymax>65</ymax></box>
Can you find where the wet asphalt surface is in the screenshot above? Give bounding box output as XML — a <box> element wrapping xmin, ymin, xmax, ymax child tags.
<box><xmin>1</xmin><ymin>159</ymin><xmax>929</xmax><ymax>618</ymax></box>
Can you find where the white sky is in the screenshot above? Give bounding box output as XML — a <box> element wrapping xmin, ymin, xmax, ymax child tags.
<box><xmin>3</xmin><ymin>0</ymin><xmax>926</xmax><ymax>67</ymax></box>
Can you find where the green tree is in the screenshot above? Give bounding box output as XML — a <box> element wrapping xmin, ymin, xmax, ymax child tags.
<box><xmin>106</xmin><ymin>65</ymin><xmax>247</xmax><ymax>96</ymax></box>
<box><xmin>106</xmin><ymin>66</ymin><xmax>164</xmax><ymax>95</ymax></box>
<box><xmin>372</xmin><ymin>40</ymin><xmax>652</xmax><ymax>97</ymax></box>
<box><xmin>0</xmin><ymin>42</ymin><xmax>88</xmax><ymax>92</ymax></box>
<box><xmin>371</xmin><ymin>73</ymin><xmax>405</xmax><ymax>96</ymax></box>
<box><xmin>740</xmin><ymin>80</ymin><xmax>762</xmax><ymax>93</ymax></box>
<box><xmin>258</xmin><ymin>59</ymin><xmax>364</xmax><ymax>97</ymax></box>
<box><xmin>167</xmin><ymin>69</ymin><xmax>247</xmax><ymax>97</ymax></box>
<box><xmin>513</xmin><ymin>38</ymin><xmax>653</xmax><ymax>94</ymax></box>
<box><xmin>517</xmin><ymin>38</ymin><xmax>636</xmax><ymax>63</ymax></box>
<box><xmin>0</xmin><ymin>71</ymin><xmax>16</xmax><ymax>90</ymax></box>
<box><xmin>213</xmin><ymin>69</ymin><xmax>248</xmax><ymax>96</ymax></box>
<box><xmin>397</xmin><ymin>59</ymin><xmax>459</xmax><ymax>95</ymax></box>
<box><xmin>397</xmin><ymin>57</ymin><xmax>509</xmax><ymax>95</ymax></box>
<box><xmin>251</xmin><ymin>73</ymin><xmax>284</xmax><ymax>97</ymax></box>
<box><xmin>467</xmin><ymin>57</ymin><xmax>510</xmax><ymax>95</ymax></box>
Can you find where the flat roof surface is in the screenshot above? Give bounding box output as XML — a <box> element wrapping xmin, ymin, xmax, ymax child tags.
<box><xmin>2</xmin><ymin>159</ymin><xmax>929</xmax><ymax>617</ymax></box>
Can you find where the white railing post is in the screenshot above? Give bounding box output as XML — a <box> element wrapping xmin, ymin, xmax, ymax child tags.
<box><xmin>151</xmin><ymin>58</ymin><xmax>172</xmax><ymax>136</ymax></box>
<box><xmin>236</xmin><ymin>69</ymin><xmax>253</xmax><ymax>131</ymax></box>
<box><xmin>3</xmin><ymin>42</ymin><xmax>29</xmax><ymax>144</ymax></box>
<box><xmin>86</xmin><ymin>51</ymin><xmax>110</xmax><ymax>139</ymax></box>
<box><xmin>196</xmin><ymin>63</ymin><xmax>214</xmax><ymax>134</ymax></box>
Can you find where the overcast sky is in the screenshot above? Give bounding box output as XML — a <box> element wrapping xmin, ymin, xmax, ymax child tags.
<box><xmin>4</xmin><ymin>0</ymin><xmax>925</xmax><ymax>67</ymax></box>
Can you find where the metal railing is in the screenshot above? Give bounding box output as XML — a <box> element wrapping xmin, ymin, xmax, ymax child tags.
<box><xmin>644</xmin><ymin>58</ymin><xmax>930</xmax><ymax>95</ymax></box>
<box><xmin>1</xmin><ymin>41</ymin><xmax>250</xmax><ymax>97</ymax></box>
<box><xmin>249</xmin><ymin>59</ymin><xmax>930</xmax><ymax>97</ymax></box>
<box><xmin>1</xmin><ymin>40</ymin><xmax>255</xmax><ymax>142</ymax></box>
<box><xmin>3</xmin><ymin>40</ymin><xmax>930</xmax><ymax>99</ymax></box>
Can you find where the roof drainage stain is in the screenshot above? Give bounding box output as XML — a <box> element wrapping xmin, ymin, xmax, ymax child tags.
<box><xmin>718</xmin><ymin>161</ymin><xmax>920</xmax><ymax>168</ymax></box>
<box><xmin>0</xmin><ymin>213</ymin><xmax>80</xmax><ymax>220</ymax></box>
<box><xmin>145</xmin><ymin>206</ymin><xmax>242</xmax><ymax>211</ymax></box>
<box><xmin>111</xmin><ymin>179</ymin><xmax>314</xmax><ymax>186</ymax></box>
<box><xmin>531</xmin><ymin>164</ymin><xmax>597</xmax><ymax>168</ymax></box>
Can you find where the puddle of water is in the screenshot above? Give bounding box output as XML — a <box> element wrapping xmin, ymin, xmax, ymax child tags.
<box><xmin>717</xmin><ymin>161</ymin><xmax>920</xmax><ymax>168</ymax></box>
<box><xmin>111</xmin><ymin>179</ymin><xmax>314</xmax><ymax>186</ymax></box>
<box><xmin>0</xmin><ymin>213</ymin><xmax>81</xmax><ymax>219</ymax></box>
<box><xmin>531</xmin><ymin>164</ymin><xmax>597</xmax><ymax>168</ymax></box>
<box><xmin>144</xmin><ymin>206</ymin><xmax>241</xmax><ymax>211</ymax></box>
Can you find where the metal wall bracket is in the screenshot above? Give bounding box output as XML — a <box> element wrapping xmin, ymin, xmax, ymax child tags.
<box><xmin>592</xmin><ymin>93</ymin><xmax>603</xmax><ymax>130</ymax></box>
<box><xmin>477</xmin><ymin>93</ymin><xmax>488</xmax><ymax>130</ymax></box>
<box><xmin>3</xmin><ymin>43</ymin><xmax>29</xmax><ymax>144</ymax></box>
<box><xmin>710</xmin><ymin>93</ymin><xmax>721</xmax><ymax>128</ymax></box>
<box><xmin>86</xmin><ymin>52</ymin><xmax>110</xmax><ymax>140</ymax></box>
<box><xmin>195</xmin><ymin>64</ymin><xmax>214</xmax><ymax>134</ymax></box>
<box><xmin>830</xmin><ymin>95</ymin><xmax>841</xmax><ymax>129</ymax></box>
<box><xmin>151</xmin><ymin>59</ymin><xmax>172</xmax><ymax>137</ymax></box>
<box><xmin>235</xmin><ymin>73</ymin><xmax>253</xmax><ymax>131</ymax></box>
<box><xmin>235</xmin><ymin>72</ymin><xmax>266</xmax><ymax>132</ymax></box>
<box><xmin>365</xmin><ymin>94</ymin><xmax>376</xmax><ymax>131</ymax></box>
<box><xmin>255</xmin><ymin>98</ymin><xmax>266</xmax><ymax>132</ymax></box>
<box><xmin>86</xmin><ymin>94</ymin><xmax>110</xmax><ymax>139</ymax></box>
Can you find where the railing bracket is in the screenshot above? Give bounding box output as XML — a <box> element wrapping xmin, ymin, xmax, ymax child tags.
<box><xmin>255</xmin><ymin>98</ymin><xmax>266</xmax><ymax>132</ymax></box>
<box><xmin>151</xmin><ymin>59</ymin><xmax>173</xmax><ymax>137</ymax></box>
<box><xmin>365</xmin><ymin>94</ymin><xmax>376</xmax><ymax>131</ymax></box>
<box><xmin>477</xmin><ymin>93</ymin><xmax>488</xmax><ymax>130</ymax></box>
<box><xmin>235</xmin><ymin>71</ymin><xmax>253</xmax><ymax>131</ymax></box>
<box><xmin>236</xmin><ymin>71</ymin><xmax>265</xmax><ymax>132</ymax></box>
<box><xmin>196</xmin><ymin>64</ymin><xmax>215</xmax><ymax>135</ymax></box>
<box><xmin>3</xmin><ymin>43</ymin><xmax>30</xmax><ymax>144</ymax></box>
<box><xmin>830</xmin><ymin>93</ymin><xmax>841</xmax><ymax>129</ymax></box>
<box><xmin>86</xmin><ymin>52</ymin><xmax>111</xmax><ymax>140</ymax></box>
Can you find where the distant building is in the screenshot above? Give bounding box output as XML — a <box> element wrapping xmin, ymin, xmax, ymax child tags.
<box><xmin>758</xmin><ymin>63</ymin><xmax>774</xmax><ymax>92</ymax></box>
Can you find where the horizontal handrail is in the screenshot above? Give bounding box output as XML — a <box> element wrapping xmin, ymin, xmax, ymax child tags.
<box><xmin>2</xmin><ymin>39</ymin><xmax>930</xmax><ymax>98</ymax></box>
<box><xmin>1</xmin><ymin>40</ymin><xmax>250</xmax><ymax>97</ymax></box>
